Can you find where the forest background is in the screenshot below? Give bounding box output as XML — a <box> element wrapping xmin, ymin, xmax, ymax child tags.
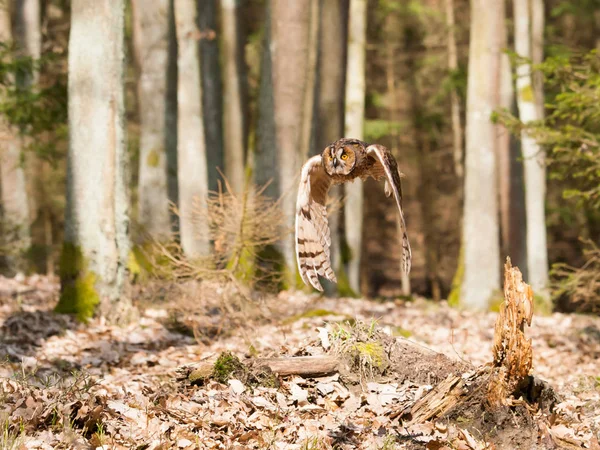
<box><xmin>0</xmin><ymin>0</ymin><xmax>599</xmax><ymax>321</ymax></box>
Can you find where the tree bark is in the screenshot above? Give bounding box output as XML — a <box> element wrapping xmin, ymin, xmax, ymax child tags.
<box><xmin>530</xmin><ymin>0</ymin><xmax>544</xmax><ymax>119</ymax></box>
<box><xmin>220</xmin><ymin>0</ymin><xmax>247</xmax><ymax>194</ymax></box>
<box><xmin>382</xmin><ymin>13</ymin><xmax>411</xmax><ymax>297</ymax></box>
<box><xmin>198</xmin><ymin>0</ymin><xmax>223</xmax><ymax>192</ymax></box>
<box><xmin>444</xmin><ymin>0</ymin><xmax>464</xmax><ymax>178</ymax></box>
<box><xmin>57</xmin><ymin>0</ymin><xmax>131</xmax><ymax>322</ymax></box>
<box><xmin>255</xmin><ymin>1</ymin><xmax>278</xmax><ymax>199</ymax></box>
<box><xmin>315</xmin><ymin>0</ymin><xmax>348</xmax><ymax>294</ymax></box>
<box><xmin>513</xmin><ymin>0</ymin><xmax>549</xmax><ymax>298</ymax></box>
<box><xmin>132</xmin><ymin>0</ymin><xmax>177</xmax><ymax>240</ymax></box>
<box><xmin>460</xmin><ymin>0</ymin><xmax>504</xmax><ymax>309</ymax></box>
<box><xmin>269</xmin><ymin>0</ymin><xmax>319</xmax><ymax>280</ymax></box>
<box><xmin>498</xmin><ymin>53</ymin><xmax>528</xmax><ymax>277</ymax></box>
<box><xmin>0</xmin><ymin>0</ymin><xmax>33</xmax><ymax>273</ymax></box>
<box><xmin>344</xmin><ymin>0</ymin><xmax>367</xmax><ymax>295</ymax></box>
<box><xmin>174</xmin><ymin>0</ymin><xmax>210</xmax><ymax>258</ymax></box>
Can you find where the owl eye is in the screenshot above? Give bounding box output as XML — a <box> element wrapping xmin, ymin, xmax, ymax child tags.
<box><xmin>341</xmin><ymin>154</ymin><xmax>349</xmax><ymax>160</ymax></box>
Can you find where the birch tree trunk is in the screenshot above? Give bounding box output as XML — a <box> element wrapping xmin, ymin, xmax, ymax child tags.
<box><xmin>444</xmin><ymin>0</ymin><xmax>463</xmax><ymax>178</ymax></box>
<box><xmin>220</xmin><ymin>0</ymin><xmax>247</xmax><ymax>193</ymax></box>
<box><xmin>0</xmin><ymin>0</ymin><xmax>34</xmax><ymax>273</ymax></box>
<box><xmin>175</xmin><ymin>0</ymin><xmax>210</xmax><ymax>258</ymax></box>
<box><xmin>513</xmin><ymin>0</ymin><xmax>548</xmax><ymax>297</ymax></box>
<box><xmin>270</xmin><ymin>0</ymin><xmax>319</xmax><ymax>281</ymax></box>
<box><xmin>199</xmin><ymin>0</ymin><xmax>223</xmax><ymax>192</ymax></box>
<box><xmin>132</xmin><ymin>0</ymin><xmax>177</xmax><ymax>240</ymax></box>
<box><xmin>56</xmin><ymin>0</ymin><xmax>131</xmax><ymax>322</ymax></box>
<box><xmin>460</xmin><ymin>0</ymin><xmax>504</xmax><ymax>309</ymax></box>
<box><xmin>344</xmin><ymin>0</ymin><xmax>367</xmax><ymax>294</ymax></box>
<box><xmin>316</xmin><ymin>0</ymin><xmax>348</xmax><ymax>295</ymax></box>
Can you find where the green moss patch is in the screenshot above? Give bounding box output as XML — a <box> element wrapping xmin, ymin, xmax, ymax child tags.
<box><xmin>146</xmin><ymin>148</ymin><xmax>161</xmax><ymax>167</ymax></box>
<box><xmin>335</xmin><ymin>264</ymin><xmax>359</xmax><ymax>298</ymax></box>
<box><xmin>448</xmin><ymin>245</ymin><xmax>464</xmax><ymax>307</ymax></box>
<box><xmin>352</xmin><ymin>342</ymin><xmax>387</xmax><ymax>370</ymax></box>
<box><xmin>55</xmin><ymin>243</ymin><xmax>100</xmax><ymax>322</ymax></box>
<box><xmin>391</xmin><ymin>326</ymin><xmax>413</xmax><ymax>338</ymax></box>
<box><xmin>190</xmin><ymin>351</ymin><xmax>279</xmax><ymax>388</ymax></box>
<box><xmin>283</xmin><ymin>308</ymin><xmax>354</xmax><ymax>325</ymax></box>
<box><xmin>213</xmin><ymin>352</ymin><xmax>246</xmax><ymax>383</ymax></box>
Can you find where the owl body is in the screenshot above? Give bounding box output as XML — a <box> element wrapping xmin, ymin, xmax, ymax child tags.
<box><xmin>295</xmin><ymin>137</ymin><xmax>412</xmax><ymax>292</ymax></box>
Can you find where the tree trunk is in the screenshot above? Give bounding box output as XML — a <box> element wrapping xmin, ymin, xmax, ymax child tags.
<box><xmin>14</xmin><ymin>0</ymin><xmax>41</xmax><ymax>86</ymax></box>
<box><xmin>460</xmin><ymin>0</ymin><xmax>504</xmax><ymax>309</ymax></box>
<box><xmin>255</xmin><ymin>1</ymin><xmax>277</xmax><ymax>199</ymax></box>
<box><xmin>56</xmin><ymin>0</ymin><xmax>131</xmax><ymax>322</ymax></box>
<box><xmin>530</xmin><ymin>0</ymin><xmax>544</xmax><ymax>119</ymax></box>
<box><xmin>174</xmin><ymin>0</ymin><xmax>210</xmax><ymax>259</ymax></box>
<box><xmin>220</xmin><ymin>0</ymin><xmax>247</xmax><ymax>193</ymax></box>
<box><xmin>384</xmin><ymin>14</ymin><xmax>411</xmax><ymax>297</ymax></box>
<box><xmin>270</xmin><ymin>0</ymin><xmax>319</xmax><ymax>280</ymax></box>
<box><xmin>0</xmin><ymin>0</ymin><xmax>33</xmax><ymax>273</ymax></box>
<box><xmin>403</xmin><ymin>17</ymin><xmax>440</xmax><ymax>302</ymax></box>
<box><xmin>513</xmin><ymin>0</ymin><xmax>548</xmax><ymax>298</ymax></box>
<box><xmin>498</xmin><ymin>53</ymin><xmax>528</xmax><ymax>277</ymax></box>
<box><xmin>315</xmin><ymin>0</ymin><xmax>348</xmax><ymax>294</ymax></box>
<box><xmin>444</xmin><ymin>0</ymin><xmax>463</xmax><ymax>178</ymax></box>
<box><xmin>132</xmin><ymin>0</ymin><xmax>177</xmax><ymax>240</ymax></box>
<box><xmin>199</xmin><ymin>0</ymin><xmax>223</xmax><ymax>192</ymax></box>
<box><xmin>344</xmin><ymin>0</ymin><xmax>367</xmax><ymax>295</ymax></box>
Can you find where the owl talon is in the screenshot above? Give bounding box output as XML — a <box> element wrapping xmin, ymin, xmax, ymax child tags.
<box><xmin>384</xmin><ymin>180</ymin><xmax>392</xmax><ymax>197</ymax></box>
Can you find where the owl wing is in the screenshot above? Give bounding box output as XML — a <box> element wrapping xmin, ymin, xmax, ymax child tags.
<box><xmin>366</xmin><ymin>144</ymin><xmax>412</xmax><ymax>274</ymax></box>
<box><xmin>295</xmin><ymin>155</ymin><xmax>337</xmax><ymax>291</ymax></box>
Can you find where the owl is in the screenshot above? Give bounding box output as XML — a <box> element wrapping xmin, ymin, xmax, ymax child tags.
<box><xmin>295</xmin><ymin>137</ymin><xmax>412</xmax><ymax>291</ymax></box>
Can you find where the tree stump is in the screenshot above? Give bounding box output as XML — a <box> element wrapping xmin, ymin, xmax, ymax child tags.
<box><xmin>488</xmin><ymin>257</ymin><xmax>534</xmax><ymax>406</ymax></box>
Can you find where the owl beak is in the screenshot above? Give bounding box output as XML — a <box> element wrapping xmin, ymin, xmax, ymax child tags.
<box><xmin>332</xmin><ymin>157</ymin><xmax>339</xmax><ymax>168</ymax></box>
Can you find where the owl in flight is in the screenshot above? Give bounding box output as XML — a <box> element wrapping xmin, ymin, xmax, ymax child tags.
<box><xmin>295</xmin><ymin>138</ymin><xmax>412</xmax><ymax>291</ymax></box>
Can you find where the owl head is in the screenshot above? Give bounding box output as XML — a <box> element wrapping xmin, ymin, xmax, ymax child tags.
<box><xmin>322</xmin><ymin>138</ymin><xmax>364</xmax><ymax>176</ymax></box>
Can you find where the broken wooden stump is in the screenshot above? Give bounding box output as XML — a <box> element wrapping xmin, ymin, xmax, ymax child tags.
<box><xmin>488</xmin><ymin>257</ymin><xmax>534</xmax><ymax>406</ymax></box>
<box><xmin>396</xmin><ymin>258</ymin><xmax>557</xmax><ymax>426</ymax></box>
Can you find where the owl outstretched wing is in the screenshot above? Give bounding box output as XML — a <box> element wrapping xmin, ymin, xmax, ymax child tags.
<box><xmin>295</xmin><ymin>155</ymin><xmax>336</xmax><ymax>291</ymax></box>
<box><xmin>367</xmin><ymin>144</ymin><xmax>412</xmax><ymax>274</ymax></box>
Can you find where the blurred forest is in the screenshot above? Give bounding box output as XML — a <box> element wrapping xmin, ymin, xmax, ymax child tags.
<box><xmin>0</xmin><ymin>0</ymin><xmax>599</xmax><ymax>320</ymax></box>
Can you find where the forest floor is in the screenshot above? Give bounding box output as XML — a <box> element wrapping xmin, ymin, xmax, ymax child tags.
<box><xmin>0</xmin><ymin>275</ymin><xmax>599</xmax><ymax>450</ymax></box>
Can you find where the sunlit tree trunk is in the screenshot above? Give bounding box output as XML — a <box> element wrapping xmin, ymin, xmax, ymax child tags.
<box><xmin>269</xmin><ymin>0</ymin><xmax>319</xmax><ymax>280</ymax></box>
<box><xmin>56</xmin><ymin>0</ymin><xmax>131</xmax><ymax>322</ymax></box>
<box><xmin>175</xmin><ymin>0</ymin><xmax>210</xmax><ymax>258</ymax></box>
<box><xmin>513</xmin><ymin>0</ymin><xmax>548</xmax><ymax>297</ymax></box>
<box><xmin>444</xmin><ymin>0</ymin><xmax>463</xmax><ymax>178</ymax></box>
<box><xmin>344</xmin><ymin>0</ymin><xmax>367</xmax><ymax>294</ymax></box>
<box><xmin>0</xmin><ymin>0</ymin><xmax>32</xmax><ymax>273</ymax></box>
<box><xmin>460</xmin><ymin>0</ymin><xmax>504</xmax><ymax>309</ymax></box>
<box><xmin>220</xmin><ymin>0</ymin><xmax>247</xmax><ymax>193</ymax></box>
<box><xmin>316</xmin><ymin>0</ymin><xmax>348</xmax><ymax>295</ymax></box>
<box><xmin>199</xmin><ymin>0</ymin><xmax>223</xmax><ymax>191</ymax></box>
<box><xmin>132</xmin><ymin>0</ymin><xmax>177</xmax><ymax>240</ymax></box>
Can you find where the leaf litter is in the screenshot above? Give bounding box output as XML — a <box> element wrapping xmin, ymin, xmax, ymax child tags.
<box><xmin>0</xmin><ymin>274</ymin><xmax>598</xmax><ymax>449</ymax></box>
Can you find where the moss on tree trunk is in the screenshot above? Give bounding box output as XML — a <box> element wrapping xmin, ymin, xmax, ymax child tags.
<box><xmin>55</xmin><ymin>243</ymin><xmax>100</xmax><ymax>322</ymax></box>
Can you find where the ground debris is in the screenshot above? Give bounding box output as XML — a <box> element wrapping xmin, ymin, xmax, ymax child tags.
<box><xmin>0</xmin><ymin>275</ymin><xmax>598</xmax><ymax>449</ymax></box>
